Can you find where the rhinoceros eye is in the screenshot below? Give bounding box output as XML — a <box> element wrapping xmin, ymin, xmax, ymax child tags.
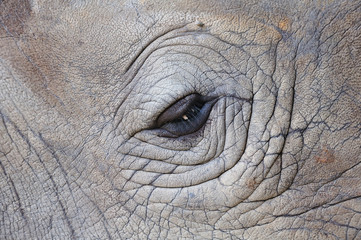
<box><xmin>155</xmin><ymin>93</ymin><xmax>217</xmax><ymax>137</ymax></box>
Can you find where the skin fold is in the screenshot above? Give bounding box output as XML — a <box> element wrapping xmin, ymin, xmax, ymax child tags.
<box><xmin>0</xmin><ymin>0</ymin><xmax>360</xmax><ymax>239</ymax></box>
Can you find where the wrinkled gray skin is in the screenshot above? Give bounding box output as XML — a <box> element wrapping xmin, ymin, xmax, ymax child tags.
<box><xmin>1</xmin><ymin>0</ymin><xmax>360</xmax><ymax>239</ymax></box>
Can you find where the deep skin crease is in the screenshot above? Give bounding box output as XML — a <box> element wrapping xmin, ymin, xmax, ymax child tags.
<box><xmin>0</xmin><ymin>0</ymin><xmax>361</xmax><ymax>239</ymax></box>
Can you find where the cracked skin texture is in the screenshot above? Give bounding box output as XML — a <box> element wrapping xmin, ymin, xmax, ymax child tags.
<box><xmin>0</xmin><ymin>0</ymin><xmax>360</xmax><ymax>239</ymax></box>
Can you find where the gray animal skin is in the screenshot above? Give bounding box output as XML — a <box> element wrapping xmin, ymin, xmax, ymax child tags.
<box><xmin>0</xmin><ymin>0</ymin><xmax>360</xmax><ymax>239</ymax></box>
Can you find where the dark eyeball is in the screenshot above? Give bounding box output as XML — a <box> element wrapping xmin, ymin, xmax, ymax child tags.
<box><xmin>154</xmin><ymin>93</ymin><xmax>217</xmax><ymax>137</ymax></box>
